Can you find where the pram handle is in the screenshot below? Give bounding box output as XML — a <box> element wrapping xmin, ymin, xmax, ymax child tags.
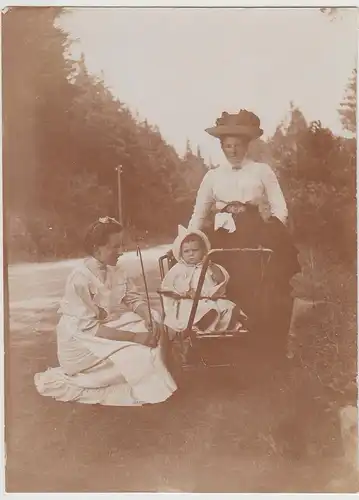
<box><xmin>157</xmin><ymin>289</ymin><xmax>183</xmax><ymax>300</ymax></box>
<box><xmin>184</xmin><ymin>247</ymin><xmax>273</xmax><ymax>339</ymax></box>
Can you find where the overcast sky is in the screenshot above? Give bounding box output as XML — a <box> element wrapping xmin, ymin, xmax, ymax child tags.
<box><xmin>60</xmin><ymin>7</ymin><xmax>357</xmax><ymax>163</ymax></box>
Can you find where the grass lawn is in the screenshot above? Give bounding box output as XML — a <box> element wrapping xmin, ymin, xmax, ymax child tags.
<box><xmin>5</xmin><ymin>244</ymin><xmax>357</xmax><ymax>492</ymax></box>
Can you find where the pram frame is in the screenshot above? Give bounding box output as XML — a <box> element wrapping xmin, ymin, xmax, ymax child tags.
<box><xmin>158</xmin><ymin>247</ymin><xmax>273</xmax><ymax>370</ymax></box>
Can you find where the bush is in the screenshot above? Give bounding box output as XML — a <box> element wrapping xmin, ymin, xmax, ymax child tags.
<box><xmin>272</xmin><ymin>123</ymin><xmax>356</xmax><ymax>267</ymax></box>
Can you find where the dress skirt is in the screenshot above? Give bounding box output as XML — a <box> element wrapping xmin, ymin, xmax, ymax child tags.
<box><xmin>208</xmin><ymin>208</ymin><xmax>301</xmax><ymax>359</ymax></box>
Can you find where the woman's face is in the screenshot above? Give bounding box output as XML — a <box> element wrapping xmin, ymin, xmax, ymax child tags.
<box><xmin>94</xmin><ymin>231</ymin><xmax>124</xmax><ymax>266</ymax></box>
<box><xmin>221</xmin><ymin>135</ymin><xmax>250</xmax><ymax>167</ymax></box>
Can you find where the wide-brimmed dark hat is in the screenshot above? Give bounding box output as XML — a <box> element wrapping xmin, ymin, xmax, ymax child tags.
<box><xmin>205</xmin><ymin>110</ymin><xmax>263</xmax><ymax>140</ymax></box>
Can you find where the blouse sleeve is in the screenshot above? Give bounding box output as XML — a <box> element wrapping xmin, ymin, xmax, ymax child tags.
<box><xmin>188</xmin><ymin>171</ymin><xmax>215</xmax><ymax>231</ymax></box>
<box><xmin>60</xmin><ymin>271</ymin><xmax>99</xmax><ymax>336</ymax></box>
<box><xmin>260</xmin><ymin>164</ymin><xmax>288</xmax><ymax>224</ymax></box>
<box><xmin>122</xmin><ymin>275</ymin><xmax>147</xmax><ymax>312</ymax></box>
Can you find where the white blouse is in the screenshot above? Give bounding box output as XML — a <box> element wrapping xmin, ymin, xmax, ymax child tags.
<box><xmin>188</xmin><ymin>159</ymin><xmax>288</xmax><ymax>231</ymax></box>
<box><xmin>58</xmin><ymin>257</ymin><xmax>146</xmax><ymax>337</ymax></box>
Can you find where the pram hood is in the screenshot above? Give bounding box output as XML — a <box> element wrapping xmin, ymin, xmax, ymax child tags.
<box><xmin>172</xmin><ymin>225</ymin><xmax>211</xmax><ymax>263</ymax></box>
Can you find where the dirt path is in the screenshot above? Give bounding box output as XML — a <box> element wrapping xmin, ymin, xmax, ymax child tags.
<box><xmin>5</xmin><ymin>246</ymin><xmax>355</xmax><ymax>493</ymax></box>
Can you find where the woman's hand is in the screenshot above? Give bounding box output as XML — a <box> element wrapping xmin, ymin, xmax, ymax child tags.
<box><xmin>97</xmin><ymin>324</ymin><xmax>158</xmax><ymax>347</ymax></box>
<box><xmin>132</xmin><ymin>331</ymin><xmax>157</xmax><ymax>347</ymax></box>
<box><xmin>135</xmin><ymin>304</ymin><xmax>163</xmax><ymax>347</ymax></box>
<box><xmin>97</xmin><ymin>325</ymin><xmax>135</xmax><ymax>342</ymax></box>
<box><xmin>144</xmin><ymin>315</ymin><xmax>159</xmax><ymax>333</ymax></box>
<box><xmin>224</xmin><ymin>201</ymin><xmax>246</xmax><ymax>215</ymax></box>
<box><xmin>142</xmin><ymin>313</ymin><xmax>162</xmax><ymax>347</ymax></box>
<box><xmin>98</xmin><ymin>307</ymin><xmax>108</xmax><ymax>322</ymax></box>
<box><xmin>136</xmin><ymin>304</ymin><xmax>158</xmax><ymax>329</ymax></box>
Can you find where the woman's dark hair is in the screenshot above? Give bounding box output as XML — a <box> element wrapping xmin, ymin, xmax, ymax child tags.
<box><xmin>84</xmin><ymin>217</ymin><xmax>123</xmax><ymax>255</ymax></box>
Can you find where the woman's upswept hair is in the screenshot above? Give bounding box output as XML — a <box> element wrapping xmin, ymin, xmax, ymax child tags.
<box><xmin>84</xmin><ymin>217</ymin><xmax>123</xmax><ymax>255</ymax></box>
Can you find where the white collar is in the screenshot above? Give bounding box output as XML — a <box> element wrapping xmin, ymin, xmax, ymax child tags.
<box><xmin>223</xmin><ymin>156</ymin><xmax>252</xmax><ymax>171</ymax></box>
<box><xmin>84</xmin><ymin>257</ymin><xmax>110</xmax><ymax>283</ymax></box>
<box><xmin>88</xmin><ymin>256</ymin><xmax>107</xmax><ymax>271</ymax></box>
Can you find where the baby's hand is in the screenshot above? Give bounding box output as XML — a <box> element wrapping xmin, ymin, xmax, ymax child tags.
<box><xmin>185</xmin><ymin>290</ymin><xmax>196</xmax><ymax>300</ymax></box>
<box><xmin>133</xmin><ymin>331</ymin><xmax>157</xmax><ymax>348</ymax></box>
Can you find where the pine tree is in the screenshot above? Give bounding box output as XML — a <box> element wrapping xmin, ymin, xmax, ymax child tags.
<box><xmin>339</xmin><ymin>68</ymin><xmax>357</xmax><ymax>134</ymax></box>
<box><xmin>3</xmin><ymin>7</ymin><xmax>212</xmax><ymax>260</ymax></box>
<box><xmin>3</xmin><ymin>7</ymin><xmax>76</xmax><ymax>214</ymax></box>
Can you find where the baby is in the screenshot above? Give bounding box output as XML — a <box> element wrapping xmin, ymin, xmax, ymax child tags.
<box><xmin>160</xmin><ymin>225</ymin><xmax>247</xmax><ymax>335</ymax></box>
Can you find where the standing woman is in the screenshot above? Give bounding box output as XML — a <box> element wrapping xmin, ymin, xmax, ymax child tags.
<box><xmin>188</xmin><ymin>110</ymin><xmax>300</xmax><ymax>362</ymax></box>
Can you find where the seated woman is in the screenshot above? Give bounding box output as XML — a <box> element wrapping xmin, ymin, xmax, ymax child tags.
<box><xmin>34</xmin><ymin>217</ymin><xmax>177</xmax><ymax>407</ymax></box>
<box><xmin>160</xmin><ymin>225</ymin><xmax>247</xmax><ymax>336</ymax></box>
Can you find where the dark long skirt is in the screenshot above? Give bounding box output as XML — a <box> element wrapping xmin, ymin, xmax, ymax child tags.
<box><xmin>208</xmin><ymin>209</ymin><xmax>301</xmax><ymax>361</ymax></box>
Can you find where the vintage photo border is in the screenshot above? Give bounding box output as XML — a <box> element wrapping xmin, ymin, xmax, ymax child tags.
<box><xmin>1</xmin><ymin>0</ymin><xmax>358</xmax><ymax>499</ymax></box>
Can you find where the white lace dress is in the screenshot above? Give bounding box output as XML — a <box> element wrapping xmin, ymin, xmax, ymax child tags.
<box><xmin>34</xmin><ymin>257</ymin><xmax>177</xmax><ymax>406</ymax></box>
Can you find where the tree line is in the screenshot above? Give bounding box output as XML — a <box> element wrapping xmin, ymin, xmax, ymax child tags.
<box><xmin>3</xmin><ymin>7</ymin><xmax>356</xmax><ymax>266</ymax></box>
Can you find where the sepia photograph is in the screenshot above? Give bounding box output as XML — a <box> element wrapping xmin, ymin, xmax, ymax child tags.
<box><xmin>3</xmin><ymin>4</ymin><xmax>358</xmax><ymax>494</ymax></box>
